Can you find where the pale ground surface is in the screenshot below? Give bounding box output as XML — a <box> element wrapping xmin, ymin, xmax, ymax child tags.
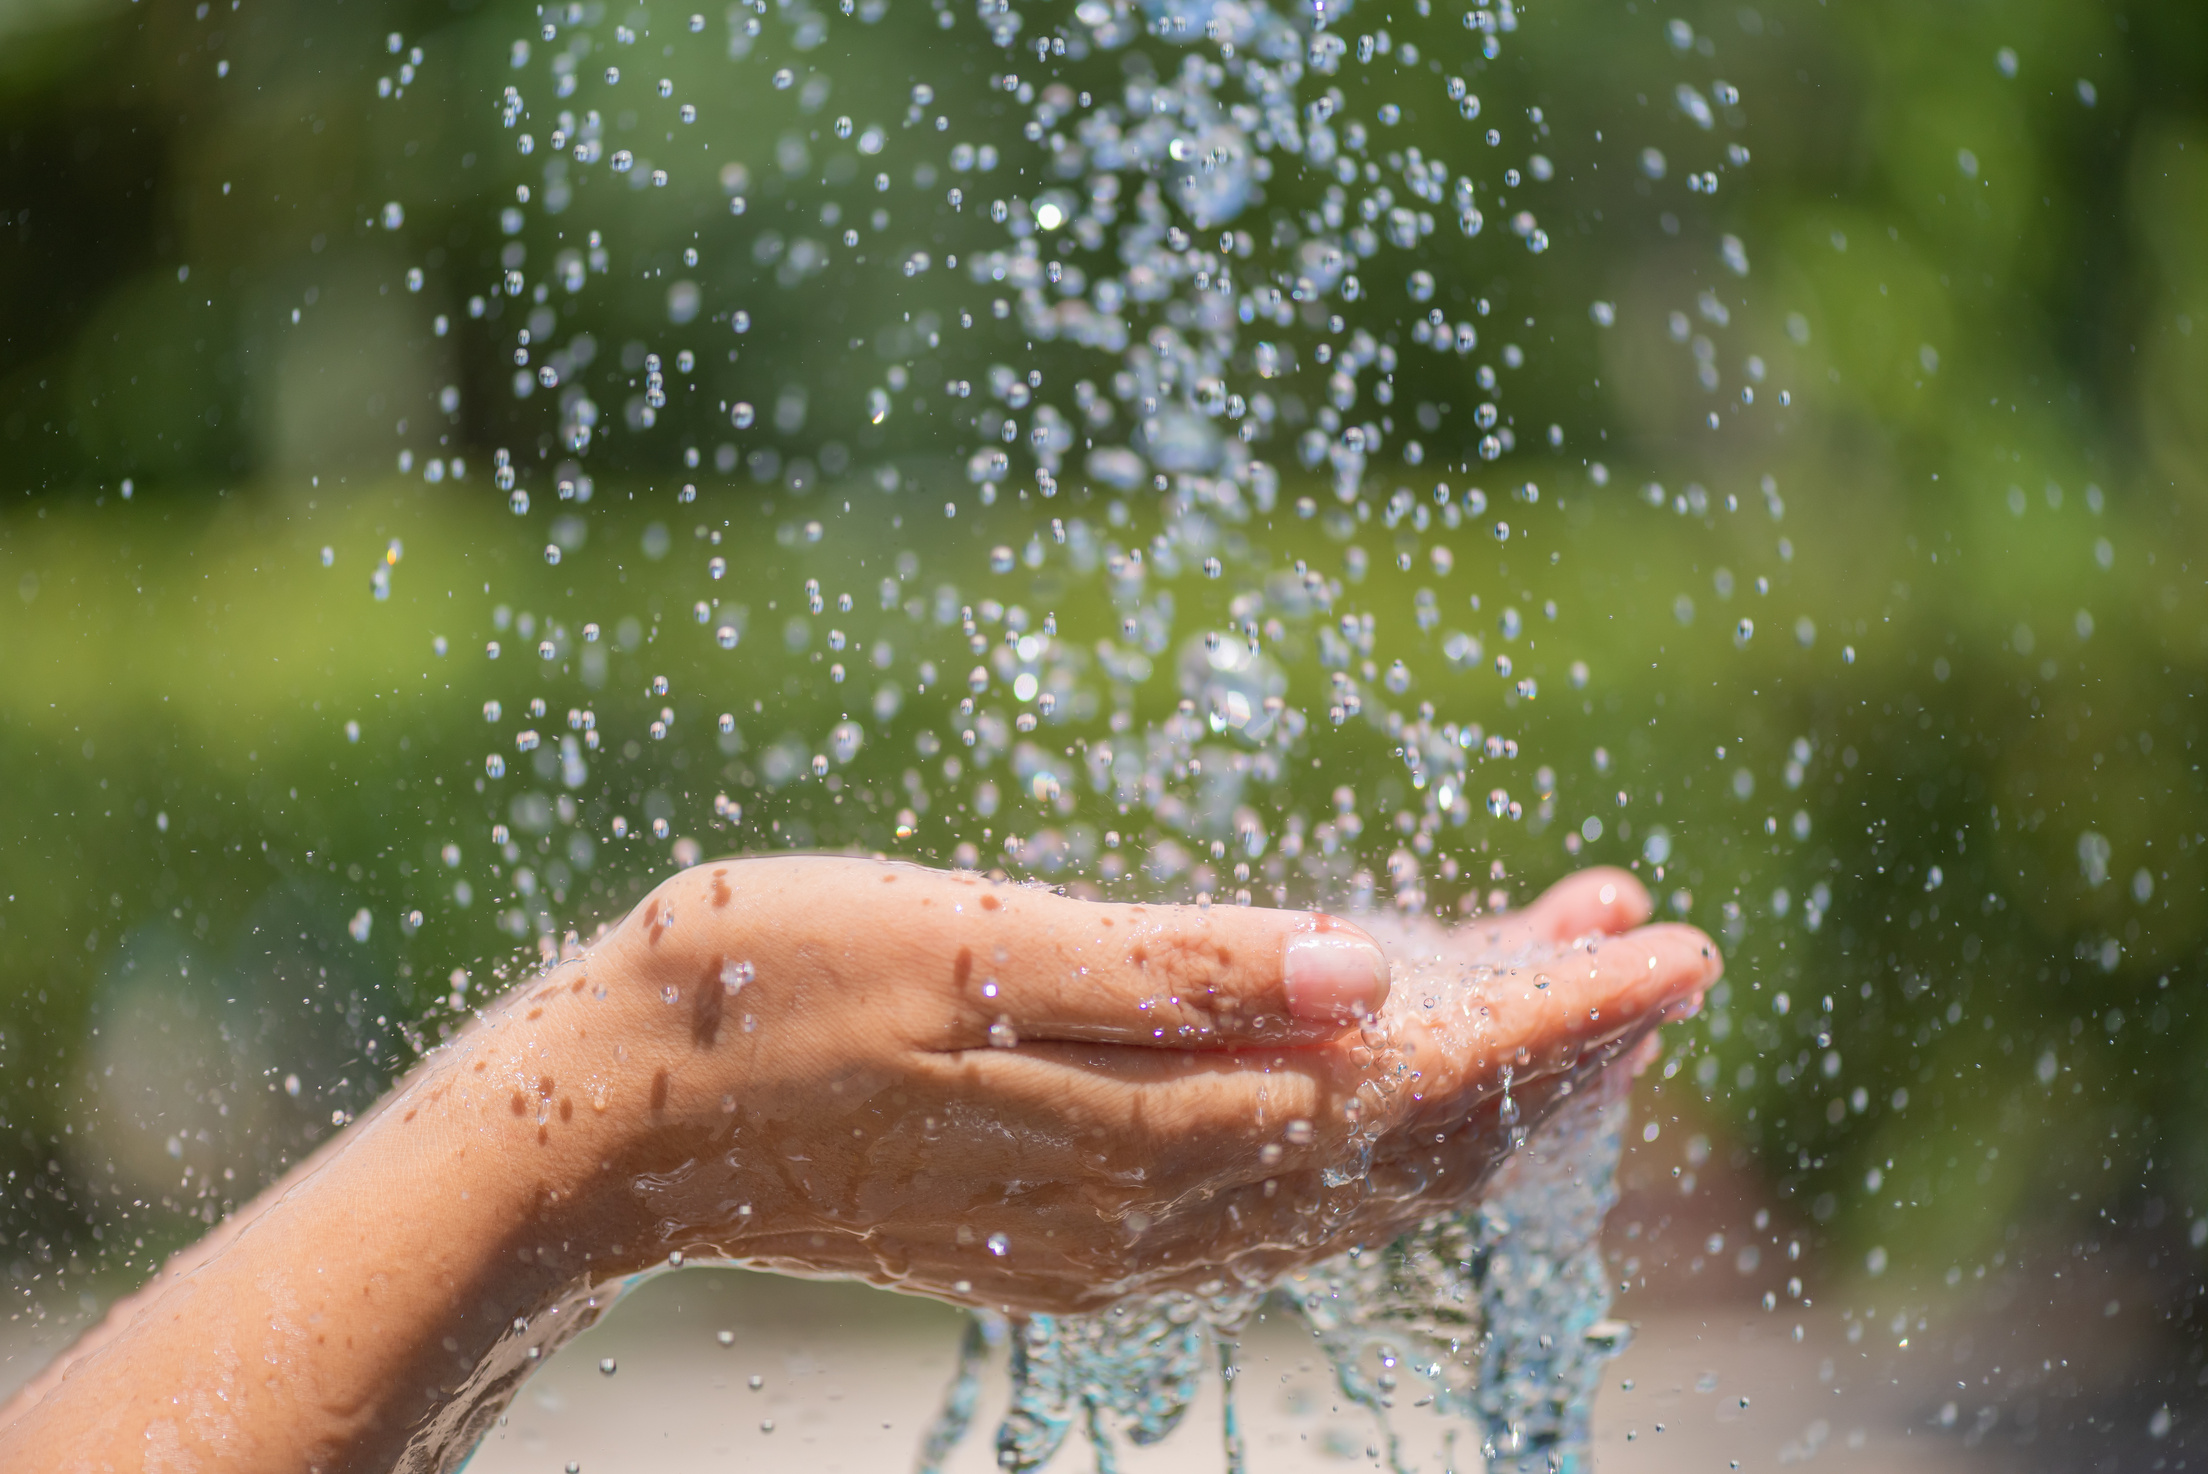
<box><xmin>454</xmin><ymin>1268</ymin><xmax>1992</xmax><ymax>1474</ymax></box>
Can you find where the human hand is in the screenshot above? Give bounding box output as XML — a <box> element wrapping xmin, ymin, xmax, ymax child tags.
<box><xmin>0</xmin><ymin>859</ymin><xmax>1713</xmax><ymax>1474</ymax></box>
<box><xmin>516</xmin><ymin>857</ymin><xmax>1715</xmax><ymax>1313</ymax></box>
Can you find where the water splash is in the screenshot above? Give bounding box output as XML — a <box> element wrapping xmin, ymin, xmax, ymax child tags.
<box><xmin>438</xmin><ymin>0</ymin><xmax>1642</xmax><ymax>1462</ymax></box>
<box><xmin>426</xmin><ymin>0</ymin><xmax>1593</xmax><ymax>969</ymax></box>
<box><xmin>917</xmin><ymin>1313</ymin><xmax>1000</xmax><ymax>1474</ymax></box>
<box><xmin>1464</xmin><ymin>1079</ymin><xmax>1633</xmax><ymax>1472</ymax></box>
<box><xmin>919</xmin><ymin>1073</ymin><xmax>1631</xmax><ymax>1473</ymax></box>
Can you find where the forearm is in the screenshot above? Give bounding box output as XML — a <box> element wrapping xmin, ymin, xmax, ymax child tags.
<box><xmin>0</xmin><ymin>963</ymin><xmax>652</xmax><ymax>1473</ymax></box>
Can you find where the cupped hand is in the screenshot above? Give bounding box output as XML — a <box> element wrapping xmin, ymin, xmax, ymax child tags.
<box><xmin>519</xmin><ymin>857</ymin><xmax>1716</xmax><ymax>1314</ymax></box>
<box><xmin>0</xmin><ymin>858</ymin><xmax>1717</xmax><ymax>1474</ymax></box>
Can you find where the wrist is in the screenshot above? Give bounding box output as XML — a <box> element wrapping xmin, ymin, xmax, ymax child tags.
<box><xmin>482</xmin><ymin>870</ymin><xmax>775</xmax><ymax>1272</ymax></box>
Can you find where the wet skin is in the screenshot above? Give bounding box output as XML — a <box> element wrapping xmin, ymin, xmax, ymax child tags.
<box><xmin>0</xmin><ymin>858</ymin><xmax>1715</xmax><ymax>1474</ymax></box>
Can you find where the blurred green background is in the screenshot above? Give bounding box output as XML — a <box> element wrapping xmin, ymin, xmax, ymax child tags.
<box><xmin>1</xmin><ymin>0</ymin><xmax>2204</xmax><ymax>1455</ymax></box>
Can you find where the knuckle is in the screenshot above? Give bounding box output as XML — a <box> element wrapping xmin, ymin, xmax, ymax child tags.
<box><xmin>1144</xmin><ymin>932</ymin><xmax>1232</xmax><ymax>999</ymax></box>
<box><xmin>1117</xmin><ymin>932</ymin><xmax>1247</xmax><ymax>1041</ymax></box>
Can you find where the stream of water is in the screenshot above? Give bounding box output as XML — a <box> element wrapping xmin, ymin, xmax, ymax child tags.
<box><xmin>424</xmin><ymin>0</ymin><xmax>1647</xmax><ymax>1463</ymax></box>
<box><xmin>913</xmin><ymin>1036</ymin><xmax>1630</xmax><ymax>1474</ymax></box>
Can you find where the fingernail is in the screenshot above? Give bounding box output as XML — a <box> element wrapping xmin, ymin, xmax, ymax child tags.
<box><xmin>1283</xmin><ymin>926</ymin><xmax>1390</xmax><ymax>1024</ymax></box>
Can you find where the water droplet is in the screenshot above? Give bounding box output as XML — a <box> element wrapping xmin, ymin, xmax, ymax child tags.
<box><xmin>986</xmin><ymin>1232</ymin><xmax>1010</xmax><ymax>1257</ymax></box>
<box><xmin>599</xmin><ymin>1357</ymin><xmax>618</xmax><ymax>1376</ymax></box>
<box><xmin>721</xmin><ymin>959</ymin><xmax>755</xmax><ymax>994</ymax></box>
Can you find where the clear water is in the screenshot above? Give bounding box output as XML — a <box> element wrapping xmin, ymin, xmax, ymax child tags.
<box><xmin>441</xmin><ymin>0</ymin><xmax>1638</xmax><ymax>1464</ymax></box>
<box><xmin>913</xmin><ymin>1038</ymin><xmax>1629</xmax><ymax>1474</ymax></box>
<box><xmin>464</xmin><ymin>0</ymin><xmax>1574</xmax><ymax>911</ymax></box>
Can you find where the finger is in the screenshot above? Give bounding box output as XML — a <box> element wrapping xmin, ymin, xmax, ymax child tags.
<box><xmin>1487</xmin><ymin>867</ymin><xmax>1652</xmax><ymax>950</ymax></box>
<box><xmin>908</xmin><ymin>875</ymin><xmax>1394</xmax><ymax>1048</ymax></box>
<box><xmin>1484</xmin><ymin>922</ymin><xmax>1719</xmax><ymax>1072</ymax></box>
<box><xmin>1010</xmin><ymin>897</ymin><xmax>1391</xmax><ymax>1043</ymax></box>
<box><xmin>1391</xmin><ymin>922</ymin><xmax>1716</xmax><ymax>1106</ymax></box>
<box><xmin>679</xmin><ymin>857</ymin><xmax>1391</xmax><ymax>1051</ymax></box>
<box><xmin>917</xmin><ymin>1040</ymin><xmax>1354</xmax><ymax>1173</ymax></box>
